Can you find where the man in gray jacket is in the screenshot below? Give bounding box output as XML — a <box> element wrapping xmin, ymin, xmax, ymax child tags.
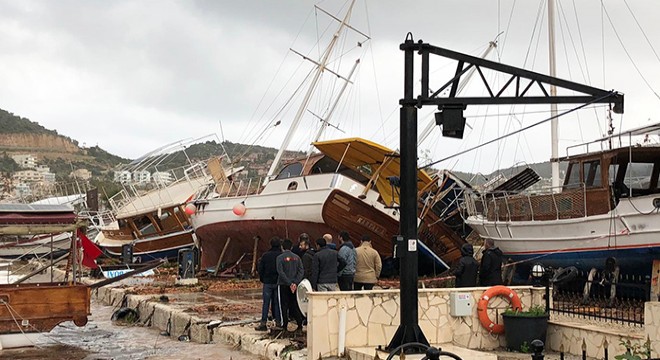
<box><xmin>311</xmin><ymin>238</ymin><xmax>343</xmax><ymax>291</ymax></box>
<box><xmin>276</xmin><ymin>238</ymin><xmax>304</xmax><ymax>331</ymax></box>
<box><xmin>337</xmin><ymin>231</ymin><xmax>356</xmax><ymax>291</ymax></box>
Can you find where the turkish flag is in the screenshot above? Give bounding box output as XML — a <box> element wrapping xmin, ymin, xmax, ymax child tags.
<box><xmin>77</xmin><ymin>229</ymin><xmax>103</xmax><ymax>269</ymax></box>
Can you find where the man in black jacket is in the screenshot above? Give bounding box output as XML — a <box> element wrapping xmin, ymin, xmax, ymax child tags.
<box><xmin>255</xmin><ymin>237</ymin><xmax>282</xmax><ymax>331</ymax></box>
<box><xmin>449</xmin><ymin>243</ymin><xmax>478</xmax><ymax>287</ymax></box>
<box><xmin>276</xmin><ymin>239</ymin><xmax>304</xmax><ymax>332</ymax></box>
<box><xmin>301</xmin><ymin>238</ymin><xmax>315</xmax><ymax>280</ymax></box>
<box><xmin>311</xmin><ymin>238</ymin><xmax>341</xmax><ymax>291</ymax></box>
<box><xmin>480</xmin><ymin>238</ymin><xmax>504</xmax><ymax>286</ymax></box>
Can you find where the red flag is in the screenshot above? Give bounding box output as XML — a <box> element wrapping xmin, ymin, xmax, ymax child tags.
<box><xmin>77</xmin><ymin>229</ymin><xmax>103</xmax><ymax>269</ymax></box>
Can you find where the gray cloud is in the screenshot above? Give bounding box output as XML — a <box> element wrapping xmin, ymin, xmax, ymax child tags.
<box><xmin>0</xmin><ymin>0</ymin><xmax>658</xmax><ymax>173</ymax></box>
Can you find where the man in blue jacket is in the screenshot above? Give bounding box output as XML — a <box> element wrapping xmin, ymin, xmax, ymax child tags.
<box><xmin>276</xmin><ymin>238</ymin><xmax>304</xmax><ymax>332</ymax></box>
<box><xmin>337</xmin><ymin>231</ymin><xmax>356</xmax><ymax>291</ymax></box>
<box><xmin>255</xmin><ymin>237</ymin><xmax>282</xmax><ymax>331</ymax></box>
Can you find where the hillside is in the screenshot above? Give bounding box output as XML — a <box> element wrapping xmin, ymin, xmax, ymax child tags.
<box><xmin>0</xmin><ymin>109</ymin><xmax>128</xmax><ymax>178</ymax></box>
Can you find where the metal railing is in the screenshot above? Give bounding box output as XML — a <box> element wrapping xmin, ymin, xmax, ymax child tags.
<box><xmin>548</xmin><ymin>271</ymin><xmax>649</xmax><ymax>326</ymax></box>
<box><xmin>464</xmin><ymin>183</ymin><xmax>587</xmax><ymax>222</ymax></box>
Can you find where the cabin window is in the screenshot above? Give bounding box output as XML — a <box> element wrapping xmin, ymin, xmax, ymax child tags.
<box><xmin>582</xmin><ymin>160</ymin><xmax>602</xmax><ymax>188</ymax></box>
<box><xmin>134</xmin><ymin>215</ymin><xmax>157</xmax><ymax>236</ymax></box>
<box><xmin>287</xmin><ymin>181</ymin><xmax>298</xmax><ymax>191</ymax></box>
<box><xmin>623</xmin><ymin>163</ymin><xmax>654</xmax><ymax>190</ymax></box>
<box><xmin>275</xmin><ymin>162</ymin><xmax>303</xmax><ymax>180</ymax></box>
<box><xmin>564</xmin><ymin>163</ymin><xmax>581</xmax><ymax>189</ymax></box>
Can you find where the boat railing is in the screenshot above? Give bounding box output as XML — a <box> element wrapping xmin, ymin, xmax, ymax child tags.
<box><xmin>109</xmin><ymin>161</ymin><xmax>211</xmax><ymax>213</ymax></box>
<box><xmin>465</xmin><ymin>183</ymin><xmax>588</xmax><ymax>222</ymax></box>
<box><xmin>204</xmin><ymin>176</ymin><xmax>266</xmax><ymax>199</ymax></box>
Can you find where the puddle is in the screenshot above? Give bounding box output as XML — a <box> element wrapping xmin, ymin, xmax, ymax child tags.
<box><xmin>0</xmin><ymin>300</ymin><xmax>263</xmax><ymax>360</ymax></box>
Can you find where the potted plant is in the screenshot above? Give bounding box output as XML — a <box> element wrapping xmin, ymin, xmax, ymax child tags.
<box><xmin>502</xmin><ymin>305</ymin><xmax>549</xmax><ymax>352</ymax></box>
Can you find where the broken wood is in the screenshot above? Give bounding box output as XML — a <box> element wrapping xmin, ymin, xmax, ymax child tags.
<box><xmin>213</xmin><ymin>237</ymin><xmax>231</xmax><ymax>276</ymax></box>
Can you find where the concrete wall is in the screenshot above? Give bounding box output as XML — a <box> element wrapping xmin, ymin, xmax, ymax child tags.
<box><xmin>307</xmin><ymin>286</ymin><xmax>544</xmax><ymax>359</ymax></box>
<box><xmin>646</xmin><ymin>302</ymin><xmax>660</xmax><ymax>358</ymax></box>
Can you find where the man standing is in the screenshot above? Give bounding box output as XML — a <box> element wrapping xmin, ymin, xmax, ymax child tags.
<box><xmin>293</xmin><ymin>233</ymin><xmax>309</xmax><ymax>258</ymax></box>
<box><xmin>337</xmin><ymin>231</ymin><xmax>356</xmax><ymax>291</ymax></box>
<box><xmin>311</xmin><ymin>238</ymin><xmax>339</xmax><ymax>291</ymax></box>
<box><xmin>480</xmin><ymin>238</ymin><xmax>504</xmax><ymax>286</ymax></box>
<box><xmin>276</xmin><ymin>239</ymin><xmax>304</xmax><ymax>332</ymax></box>
<box><xmin>354</xmin><ymin>235</ymin><xmax>382</xmax><ymax>290</ymax></box>
<box><xmin>255</xmin><ymin>237</ymin><xmax>282</xmax><ymax>331</ymax></box>
<box><xmin>323</xmin><ymin>233</ymin><xmax>336</xmax><ymax>250</ymax></box>
<box><xmin>301</xmin><ymin>238</ymin><xmax>315</xmax><ymax>280</ymax></box>
<box><xmin>449</xmin><ymin>243</ymin><xmax>479</xmax><ymax>287</ymax></box>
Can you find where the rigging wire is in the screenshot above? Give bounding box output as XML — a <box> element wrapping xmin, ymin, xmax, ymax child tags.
<box><xmin>556</xmin><ymin>1</ymin><xmax>585</xmax><ymax>143</ymax></box>
<box><xmin>623</xmin><ymin>0</ymin><xmax>660</xmax><ymax>64</ymax></box>
<box><xmin>363</xmin><ymin>0</ymin><xmax>387</xmax><ymax>143</ymax></box>
<box><xmin>601</xmin><ymin>2</ymin><xmax>660</xmax><ymax>101</ymax></box>
<box><xmin>421</xmin><ymin>91</ymin><xmax>618</xmax><ymax>170</ymax></box>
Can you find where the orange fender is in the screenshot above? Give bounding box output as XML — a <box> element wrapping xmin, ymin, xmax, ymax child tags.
<box><xmin>476</xmin><ymin>285</ymin><xmax>522</xmax><ymax>334</ymax></box>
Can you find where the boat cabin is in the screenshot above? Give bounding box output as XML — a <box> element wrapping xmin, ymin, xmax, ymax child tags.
<box><xmin>466</xmin><ymin>144</ymin><xmax>660</xmax><ymax>222</ymax></box>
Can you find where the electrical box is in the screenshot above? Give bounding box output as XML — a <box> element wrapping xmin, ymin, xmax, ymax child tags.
<box><xmin>450</xmin><ymin>292</ymin><xmax>472</xmax><ymax>317</ymax></box>
<box><xmin>178</xmin><ymin>248</ymin><xmax>197</xmax><ymax>279</ymax></box>
<box><xmin>121</xmin><ymin>244</ymin><xmax>133</xmax><ymax>264</ymax></box>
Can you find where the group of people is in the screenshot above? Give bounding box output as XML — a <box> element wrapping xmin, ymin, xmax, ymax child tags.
<box><xmin>255</xmin><ymin>231</ymin><xmax>382</xmax><ymax>332</ymax></box>
<box><xmin>448</xmin><ymin>238</ymin><xmax>504</xmax><ymax>287</ymax></box>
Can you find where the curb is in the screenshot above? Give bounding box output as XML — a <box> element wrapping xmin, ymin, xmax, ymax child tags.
<box><xmin>91</xmin><ymin>285</ymin><xmax>306</xmax><ymax>360</ymax></box>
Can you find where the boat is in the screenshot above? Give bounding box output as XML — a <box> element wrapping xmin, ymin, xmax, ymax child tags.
<box><xmin>189</xmin><ymin>1</ymin><xmax>469</xmax><ymax>274</ymax></box>
<box><xmin>463</xmin><ymin>122</ymin><xmax>660</xmax><ymax>276</ymax></box>
<box><xmin>94</xmin><ymin>138</ymin><xmax>220</xmax><ymax>262</ymax></box>
<box><xmin>0</xmin><ymin>232</ymin><xmax>72</xmax><ymax>259</ymax></box>
<box><xmin>0</xmin><ymin>203</ymin><xmax>90</xmax><ymax>349</ymax></box>
<box><xmin>192</xmin><ymin>138</ymin><xmax>466</xmax><ymax>273</ymax></box>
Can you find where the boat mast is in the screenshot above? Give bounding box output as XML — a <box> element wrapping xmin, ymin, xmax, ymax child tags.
<box><xmin>265</xmin><ymin>0</ymin><xmax>357</xmax><ymax>183</ymax></box>
<box><xmin>308</xmin><ymin>59</ymin><xmax>360</xmax><ymax>153</ymax></box>
<box><xmin>549</xmin><ymin>0</ymin><xmax>560</xmax><ymax>188</ymax></box>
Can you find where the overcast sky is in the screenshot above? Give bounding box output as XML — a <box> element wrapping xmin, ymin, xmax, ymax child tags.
<box><xmin>1</xmin><ymin>0</ymin><xmax>659</xmax><ymax>174</ymax></box>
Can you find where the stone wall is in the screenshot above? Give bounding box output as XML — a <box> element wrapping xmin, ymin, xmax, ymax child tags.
<box><xmin>646</xmin><ymin>302</ymin><xmax>660</xmax><ymax>358</ymax></box>
<box><xmin>546</xmin><ymin>320</ymin><xmax>645</xmax><ymax>358</ymax></box>
<box><xmin>307</xmin><ymin>286</ymin><xmax>544</xmax><ymax>359</ymax></box>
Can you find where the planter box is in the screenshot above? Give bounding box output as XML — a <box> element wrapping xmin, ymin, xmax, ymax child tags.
<box><xmin>502</xmin><ymin>313</ymin><xmax>549</xmax><ymax>352</ymax></box>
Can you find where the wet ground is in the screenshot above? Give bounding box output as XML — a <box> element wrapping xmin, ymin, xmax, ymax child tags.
<box><xmin>0</xmin><ymin>300</ymin><xmax>263</xmax><ymax>360</ymax></box>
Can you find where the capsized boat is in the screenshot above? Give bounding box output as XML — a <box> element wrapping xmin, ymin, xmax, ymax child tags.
<box><xmin>191</xmin><ymin>138</ymin><xmax>466</xmax><ymax>273</ymax></box>
<box><xmin>463</xmin><ymin>122</ymin><xmax>660</xmax><ymax>276</ymax></box>
<box><xmin>95</xmin><ymin>138</ymin><xmax>220</xmax><ymax>262</ymax></box>
<box><xmin>0</xmin><ymin>203</ymin><xmax>90</xmax><ymax>349</ymax></box>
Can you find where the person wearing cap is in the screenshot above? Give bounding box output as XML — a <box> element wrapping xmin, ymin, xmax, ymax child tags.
<box><xmin>449</xmin><ymin>243</ymin><xmax>479</xmax><ymax>288</ymax></box>
<box><xmin>354</xmin><ymin>235</ymin><xmax>382</xmax><ymax>290</ymax></box>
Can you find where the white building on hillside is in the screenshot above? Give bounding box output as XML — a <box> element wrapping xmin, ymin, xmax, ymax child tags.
<box><xmin>114</xmin><ymin>171</ymin><xmax>132</xmax><ymax>184</ymax></box>
<box><xmin>13</xmin><ymin>170</ymin><xmax>42</xmax><ymax>182</ymax></box>
<box><xmin>133</xmin><ymin>171</ymin><xmax>151</xmax><ymax>184</ymax></box>
<box><xmin>152</xmin><ymin>171</ymin><xmax>173</xmax><ymax>185</ymax></box>
<box><xmin>11</xmin><ymin>154</ymin><xmax>37</xmax><ymax>169</ymax></box>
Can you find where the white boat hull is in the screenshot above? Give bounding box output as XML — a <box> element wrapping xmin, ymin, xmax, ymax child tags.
<box><xmin>466</xmin><ymin>195</ymin><xmax>660</xmax><ymax>274</ymax></box>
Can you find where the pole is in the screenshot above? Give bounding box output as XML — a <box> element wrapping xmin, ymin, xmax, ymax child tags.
<box><xmin>386</xmin><ymin>35</ymin><xmax>429</xmax><ymax>353</ymax></box>
<box><xmin>548</xmin><ymin>0</ymin><xmax>560</xmax><ymax>189</ymax></box>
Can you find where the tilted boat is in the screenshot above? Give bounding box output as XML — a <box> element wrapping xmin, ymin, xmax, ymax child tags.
<box><xmin>189</xmin><ymin>1</ymin><xmax>467</xmax><ymax>273</ymax></box>
<box><xmin>192</xmin><ymin>138</ymin><xmax>466</xmax><ymax>273</ymax></box>
<box><xmin>95</xmin><ymin>139</ymin><xmax>219</xmax><ymax>262</ymax></box>
<box><xmin>0</xmin><ymin>203</ymin><xmax>90</xmax><ymax>349</ymax></box>
<box><xmin>464</xmin><ymin>123</ymin><xmax>660</xmax><ymax>276</ymax></box>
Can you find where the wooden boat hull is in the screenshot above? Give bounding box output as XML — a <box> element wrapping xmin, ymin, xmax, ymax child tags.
<box><xmin>193</xmin><ymin>181</ymin><xmax>464</xmax><ymax>271</ymax></box>
<box><xmin>0</xmin><ymin>283</ymin><xmax>90</xmax><ymax>348</ymax></box>
<box><xmin>99</xmin><ymin>230</ymin><xmax>195</xmax><ymax>262</ymax></box>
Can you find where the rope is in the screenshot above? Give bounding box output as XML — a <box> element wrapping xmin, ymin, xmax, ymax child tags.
<box><xmin>601</xmin><ymin>2</ymin><xmax>660</xmax><ymax>101</ymax></box>
<box><xmin>1</xmin><ymin>300</ymin><xmax>38</xmax><ymax>347</ymax></box>
<box><xmin>421</xmin><ymin>92</ymin><xmax>618</xmax><ymax>170</ymax></box>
